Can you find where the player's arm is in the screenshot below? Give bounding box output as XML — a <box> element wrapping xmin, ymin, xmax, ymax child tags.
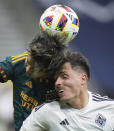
<box><xmin>0</xmin><ymin>56</ymin><xmax>14</xmax><ymax>82</ymax></box>
<box><xmin>0</xmin><ymin>52</ymin><xmax>28</xmax><ymax>83</ymax></box>
<box><xmin>20</xmin><ymin>104</ymin><xmax>48</xmax><ymax>131</ymax></box>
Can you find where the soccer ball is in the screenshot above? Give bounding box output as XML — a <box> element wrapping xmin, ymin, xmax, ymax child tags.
<box><xmin>39</xmin><ymin>5</ymin><xmax>80</xmax><ymax>44</ymax></box>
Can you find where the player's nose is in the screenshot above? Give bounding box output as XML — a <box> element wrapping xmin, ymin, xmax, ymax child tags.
<box><xmin>55</xmin><ymin>77</ymin><xmax>63</xmax><ymax>88</ymax></box>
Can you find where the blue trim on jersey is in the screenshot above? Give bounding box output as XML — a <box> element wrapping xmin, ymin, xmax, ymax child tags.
<box><xmin>34</xmin><ymin>99</ymin><xmax>58</xmax><ymax>112</ymax></box>
<box><xmin>92</xmin><ymin>93</ymin><xmax>114</xmax><ymax>102</ymax></box>
<box><xmin>35</xmin><ymin>103</ymin><xmax>46</xmax><ymax>112</ymax></box>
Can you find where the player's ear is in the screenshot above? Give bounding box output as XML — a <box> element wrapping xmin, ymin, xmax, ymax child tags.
<box><xmin>81</xmin><ymin>73</ymin><xmax>88</xmax><ymax>85</ymax></box>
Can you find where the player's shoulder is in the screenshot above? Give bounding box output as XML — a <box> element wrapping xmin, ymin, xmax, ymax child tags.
<box><xmin>1</xmin><ymin>51</ymin><xmax>28</xmax><ymax>64</ymax></box>
<box><xmin>34</xmin><ymin>100</ymin><xmax>60</xmax><ymax>112</ymax></box>
<box><xmin>11</xmin><ymin>51</ymin><xmax>28</xmax><ymax>64</ymax></box>
<box><xmin>90</xmin><ymin>91</ymin><xmax>114</xmax><ymax>107</ymax></box>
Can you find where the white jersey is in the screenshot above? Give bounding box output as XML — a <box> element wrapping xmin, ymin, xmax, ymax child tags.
<box><xmin>20</xmin><ymin>92</ymin><xmax>114</xmax><ymax>131</ymax></box>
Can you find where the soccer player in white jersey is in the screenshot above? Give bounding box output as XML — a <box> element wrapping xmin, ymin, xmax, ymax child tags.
<box><xmin>20</xmin><ymin>51</ymin><xmax>114</xmax><ymax>131</ymax></box>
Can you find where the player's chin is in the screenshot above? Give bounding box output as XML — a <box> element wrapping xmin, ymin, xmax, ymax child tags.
<box><xmin>59</xmin><ymin>94</ymin><xmax>70</xmax><ymax>103</ymax></box>
<box><xmin>59</xmin><ymin>96</ymin><xmax>67</xmax><ymax>102</ymax></box>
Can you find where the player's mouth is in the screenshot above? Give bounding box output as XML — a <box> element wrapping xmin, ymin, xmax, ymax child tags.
<box><xmin>57</xmin><ymin>89</ymin><xmax>64</xmax><ymax>96</ymax></box>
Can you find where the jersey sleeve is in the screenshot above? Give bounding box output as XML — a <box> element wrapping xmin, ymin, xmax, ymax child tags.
<box><xmin>0</xmin><ymin>51</ymin><xmax>28</xmax><ymax>83</ymax></box>
<box><xmin>0</xmin><ymin>56</ymin><xmax>14</xmax><ymax>82</ymax></box>
<box><xmin>20</xmin><ymin>104</ymin><xmax>49</xmax><ymax>131</ymax></box>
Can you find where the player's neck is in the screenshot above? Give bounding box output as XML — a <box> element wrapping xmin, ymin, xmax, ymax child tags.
<box><xmin>68</xmin><ymin>89</ymin><xmax>89</xmax><ymax>109</ymax></box>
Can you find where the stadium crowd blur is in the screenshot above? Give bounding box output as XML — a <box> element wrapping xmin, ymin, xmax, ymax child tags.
<box><xmin>0</xmin><ymin>0</ymin><xmax>114</xmax><ymax>130</ymax></box>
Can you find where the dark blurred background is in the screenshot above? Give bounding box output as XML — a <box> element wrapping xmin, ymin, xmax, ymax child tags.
<box><xmin>0</xmin><ymin>0</ymin><xmax>114</xmax><ymax>130</ymax></box>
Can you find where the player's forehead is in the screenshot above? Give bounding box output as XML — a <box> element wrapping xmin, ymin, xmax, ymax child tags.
<box><xmin>55</xmin><ymin>62</ymin><xmax>72</xmax><ymax>76</ymax></box>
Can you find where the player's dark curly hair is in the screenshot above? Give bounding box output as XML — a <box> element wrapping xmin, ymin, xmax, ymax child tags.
<box><xmin>27</xmin><ymin>31</ymin><xmax>69</xmax><ymax>78</ymax></box>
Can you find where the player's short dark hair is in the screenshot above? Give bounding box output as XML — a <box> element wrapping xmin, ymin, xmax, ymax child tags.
<box><xmin>61</xmin><ymin>51</ymin><xmax>90</xmax><ymax>79</ymax></box>
<box><xmin>27</xmin><ymin>31</ymin><xmax>68</xmax><ymax>77</ymax></box>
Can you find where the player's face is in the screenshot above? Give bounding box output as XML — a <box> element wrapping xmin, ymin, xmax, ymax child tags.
<box><xmin>25</xmin><ymin>54</ymin><xmax>46</xmax><ymax>78</ymax></box>
<box><xmin>55</xmin><ymin>62</ymin><xmax>87</xmax><ymax>103</ymax></box>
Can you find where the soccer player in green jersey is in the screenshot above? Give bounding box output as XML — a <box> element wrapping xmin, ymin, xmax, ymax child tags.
<box><xmin>0</xmin><ymin>31</ymin><xmax>68</xmax><ymax>131</ymax></box>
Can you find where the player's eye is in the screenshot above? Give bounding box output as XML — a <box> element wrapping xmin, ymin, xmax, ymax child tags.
<box><xmin>62</xmin><ymin>75</ymin><xmax>68</xmax><ymax>79</ymax></box>
<box><xmin>60</xmin><ymin>73</ymin><xmax>68</xmax><ymax>80</ymax></box>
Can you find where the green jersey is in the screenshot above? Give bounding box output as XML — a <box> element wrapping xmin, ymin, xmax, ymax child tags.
<box><xmin>0</xmin><ymin>52</ymin><xmax>56</xmax><ymax>131</ymax></box>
